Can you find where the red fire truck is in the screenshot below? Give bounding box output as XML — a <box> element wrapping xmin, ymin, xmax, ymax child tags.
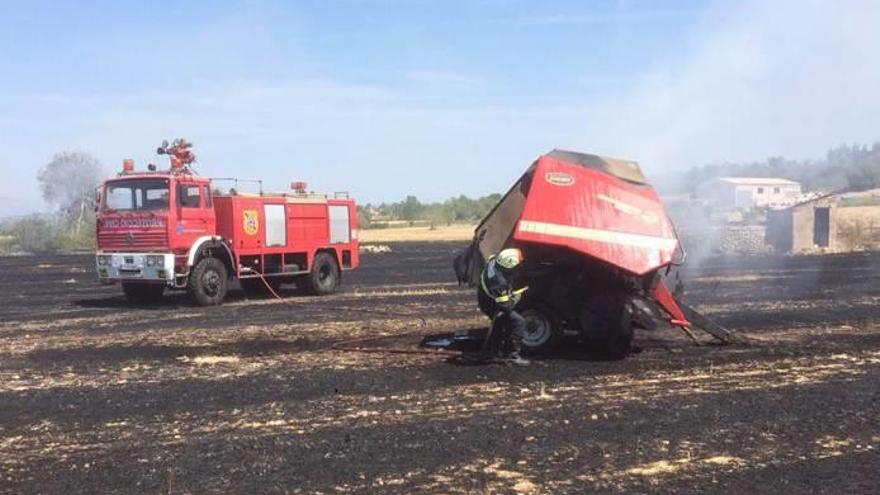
<box><xmin>94</xmin><ymin>139</ymin><xmax>359</xmax><ymax>305</ymax></box>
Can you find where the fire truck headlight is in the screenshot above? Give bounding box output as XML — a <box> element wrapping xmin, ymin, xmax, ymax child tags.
<box><xmin>146</xmin><ymin>255</ymin><xmax>164</xmax><ymax>268</ymax></box>
<box><xmin>97</xmin><ymin>255</ymin><xmax>110</xmax><ymax>266</ymax></box>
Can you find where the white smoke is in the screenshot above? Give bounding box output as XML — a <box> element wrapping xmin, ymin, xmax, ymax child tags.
<box><xmin>576</xmin><ymin>0</ymin><xmax>880</xmax><ymax>176</ymax></box>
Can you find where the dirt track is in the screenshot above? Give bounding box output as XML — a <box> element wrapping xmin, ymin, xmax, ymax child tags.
<box><xmin>0</xmin><ymin>243</ymin><xmax>878</xmax><ymax>494</ymax></box>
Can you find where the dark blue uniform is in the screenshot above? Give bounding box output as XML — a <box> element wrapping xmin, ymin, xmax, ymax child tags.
<box><xmin>480</xmin><ymin>256</ymin><xmax>527</xmax><ymax>358</ymax></box>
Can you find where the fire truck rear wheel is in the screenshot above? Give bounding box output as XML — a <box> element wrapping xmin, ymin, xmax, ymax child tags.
<box><xmin>188</xmin><ymin>257</ymin><xmax>228</xmax><ymax>306</ymax></box>
<box><xmin>122</xmin><ymin>282</ymin><xmax>165</xmax><ymax>304</ymax></box>
<box><xmin>306</xmin><ymin>252</ymin><xmax>340</xmax><ymax>295</ymax></box>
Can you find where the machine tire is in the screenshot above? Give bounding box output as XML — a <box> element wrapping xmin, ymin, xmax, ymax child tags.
<box><xmin>240</xmin><ymin>277</ymin><xmax>282</xmax><ymax>297</ymax></box>
<box><xmin>519</xmin><ymin>304</ymin><xmax>561</xmax><ymax>355</ymax></box>
<box><xmin>601</xmin><ymin>302</ymin><xmax>634</xmax><ymax>360</ymax></box>
<box><xmin>305</xmin><ymin>252</ymin><xmax>340</xmax><ymax>295</ymax></box>
<box><xmin>581</xmin><ymin>291</ymin><xmax>634</xmax><ymax>360</ymax></box>
<box><xmin>188</xmin><ymin>257</ymin><xmax>228</xmax><ymax>306</ymax></box>
<box><xmin>122</xmin><ymin>282</ymin><xmax>165</xmax><ymax>304</ymax></box>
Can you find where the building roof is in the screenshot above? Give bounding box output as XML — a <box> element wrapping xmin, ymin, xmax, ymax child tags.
<box><xmin>718</xmin><ymin>177</ymin><xmax>800</xmax><ymax>186</ymax></box>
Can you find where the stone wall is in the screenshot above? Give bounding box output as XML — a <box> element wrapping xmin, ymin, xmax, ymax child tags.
<box><xmin>678</xmin><ymin>224</ymin><xmax>770</xmax><ymax>256</ymax></box>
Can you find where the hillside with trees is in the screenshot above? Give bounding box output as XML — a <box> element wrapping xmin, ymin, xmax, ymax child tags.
<box><xmin>658</xmin><ymin>142</ymin><xmax>880</xmax><ymax>195</ymax></box>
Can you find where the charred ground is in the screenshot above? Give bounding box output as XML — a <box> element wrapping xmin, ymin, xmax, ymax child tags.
<box><xmin>0</xmin><ymin>243</ymin><xmax>878</xmax><ymax>494</ymax></box>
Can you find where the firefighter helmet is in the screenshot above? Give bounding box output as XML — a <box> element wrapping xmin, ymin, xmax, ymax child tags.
<box><xmin>496</xmin><ymin>248</ymin><xmax>523</xmax><ymax>270</ymax></box>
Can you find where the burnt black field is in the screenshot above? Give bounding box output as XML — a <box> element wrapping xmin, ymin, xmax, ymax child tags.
<box><xmin>0</xmin><ymin>243</ymin><xmax>878</xmax><ymax>494</ymax></box>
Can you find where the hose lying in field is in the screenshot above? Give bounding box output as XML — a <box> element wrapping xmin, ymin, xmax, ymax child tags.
<box><xmin>328</xmin><ymin>306</ymin><xmax>483</xmax><ymax>356</ymax></box>
<box><xmin>243</xmin><ymin>280</ymin><xmax>472</xmax><ymax>355</ymax></box>
<box><xmin>252</xmin><ymin>279</ymin><xmax>470</xmax><ymax>356</ymax></box>
<box><xmin>330</xmin><ymin>332</ymin><xmax>465</xmax><ymax>356</ymax></box>
<box><xmin>253</xmin><ymin>270</ymin><xmax>284</xmax><ymax>299</ymax></box>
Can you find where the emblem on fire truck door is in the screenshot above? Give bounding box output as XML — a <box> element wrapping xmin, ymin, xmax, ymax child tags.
<box><xmin>243</xmin><ymin>210</ymin><xmax>259</xmax><ymax>236</ymax></box>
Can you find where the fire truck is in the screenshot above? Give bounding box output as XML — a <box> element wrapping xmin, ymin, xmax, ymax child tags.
<box><xmin>94</xmin><ymin>139</ymin><xmax>359</xmax><ymax>305</ymax></box>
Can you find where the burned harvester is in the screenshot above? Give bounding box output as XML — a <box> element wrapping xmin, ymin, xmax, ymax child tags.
<box><xmin>455</xmin><ymin>149</ymin><xmax>736</xmax><ymax>358</ymax></box>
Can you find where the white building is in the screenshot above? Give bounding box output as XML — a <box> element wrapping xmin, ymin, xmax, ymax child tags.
<box><xmin>697</xmin><ymin>177</ymin><xmax>802</xmax><ymax>210</ymax></box>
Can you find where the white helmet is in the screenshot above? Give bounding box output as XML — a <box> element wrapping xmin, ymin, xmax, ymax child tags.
<box><xmin>496</xmin><ymin>248</ymin><xmax>523</xmax><ymax>270</ymax></box>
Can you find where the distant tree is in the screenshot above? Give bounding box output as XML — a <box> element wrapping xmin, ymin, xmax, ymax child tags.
<box><xmin>37</xmin><ymin>151</ymin><xmax>104</xmax><ymax>234</ymax></box>
<box><xmin>7</xmin><ymin>215</ymin><xmax>60</xmax><ymax>254</ymax></box>
<box><xmin>424</xmin><ymin>203</ymin><xmax>453</xmax><ymax>229</ymax></box>
<box><xmin>400</xmin><ymin>195</ymin><xmax>424</xmax><ymax>225</ymax></box>
<box><xmin>357</xmin><ymin>205</ymin><xmax>373</xmax><ymax>229</ymax></box>
<box><xmin>359</xmin><ymin>192</ymin><xmax>504</xmax><ymax>228</ymax></box>
<box><xmin>845</xmin><ymin>147</ymin><xmax>880</xmax><ymax>190</ymax></box>
<box><xmin>679</xmin><ymin>141</ymin><xmax>880</xmax><ymax>195</ymax></box>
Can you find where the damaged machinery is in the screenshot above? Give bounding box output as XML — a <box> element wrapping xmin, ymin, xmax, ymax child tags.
<box><xmin>454</xmin><ymin>149</ymin><xmax>738</xmax><ymax>358</ymax></box>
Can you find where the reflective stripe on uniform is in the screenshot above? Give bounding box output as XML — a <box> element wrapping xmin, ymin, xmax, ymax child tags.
<box><xmin>481</xmin><ymin>271</ymin><xmax>511</xmax><ymax>303</ymax></box>
<box><xmin>481</xmin><ymin>258</ymin><xmax>528</xmax><ymax>304</ymax></box>
<box><xmin>481</xmin><ymin>256</ymin><xmax>512</xmax><ymax>303</ymax></box>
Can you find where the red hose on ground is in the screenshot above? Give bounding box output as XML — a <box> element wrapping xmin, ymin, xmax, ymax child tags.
<box><xmin>254</xmin><ymin>271</ymin><xmax>284</xmax><ymax>299</ymax></box>
<box><xmin>251</xmin><ymin>275</ymin><xmax>472</xmax><ymax>356</ymax></box>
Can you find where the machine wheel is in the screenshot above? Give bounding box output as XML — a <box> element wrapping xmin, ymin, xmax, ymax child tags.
<box><xmin>519</xmin><ymin>305</ymin><xmax>561</xmax><ymax>354</ymax></box>
<box><xmin>188</xmin><ymin>257</ymin><xmax>228</xmax><ymax>306</ymax></box>
<box><xmin>581</xmin><ymin>292</ymin><xmax>634</xmax><ymax>360</ymax></box>
<box><xmin>122</xmin><ymin>282</ymin><xmax>165</xmax><ymax>304</ymax></box>
<box><xmin>305</xmin><ymin>252</ymin><xmax>340</xmax><ymax>295</ymax></box>
<box><xmin>240</xmin><ymin>277</ymin><xmax>282</xmax><ymax>297</ymax></box>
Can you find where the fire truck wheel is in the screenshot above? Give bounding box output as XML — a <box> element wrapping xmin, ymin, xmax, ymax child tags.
<box><xmin>188</xmin><ymin>257</ymin><xmax>228</xmax><ymax>306</ymax></box>
<box><xmin>122</xmin><ymin>282</ymin><xmax>165</xmax><ymax>304</ymax></box>
<box><xmin>306</xmin><ymin>252</ymin><xmax>340</xmax><ymax>295</ymax></box>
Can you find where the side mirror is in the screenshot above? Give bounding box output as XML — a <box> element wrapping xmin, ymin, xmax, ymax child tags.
<box><xmin>94</xmin><ymin>191</ymin><xmax>102</xmax><ymax>212</ymax></box>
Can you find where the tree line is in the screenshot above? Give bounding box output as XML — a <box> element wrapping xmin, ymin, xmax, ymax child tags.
<box><xmin>357</xmin><ymin>194</ymin><xmax>503</xmax><ymax>229</ymax></box>
<box><xmin>0</xmin><ymin>152</ymin><xmax>102</xmax><ymax>254</ymax></box>
<box><xmin>661</xmin><ymin>142</ymin><xmax>880</xmax><ymax>195</ymax></box>
<box><xmin>3</xmin><ymin>141</ymin><xmax>880</xmax><ymax>253</ymax></box>
<box><xmin>0</xmin><ymin>150</ymin><xmax>502</xmax><ymax>253</ymax></box>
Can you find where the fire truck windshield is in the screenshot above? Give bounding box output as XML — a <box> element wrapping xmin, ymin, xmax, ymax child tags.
<box><xmin>104</xmin><ymin>178</ymin><xmax>170</xmax><ymax>212</ymax></box>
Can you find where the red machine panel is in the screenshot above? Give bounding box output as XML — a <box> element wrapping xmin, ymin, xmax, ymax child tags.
<box><xmin>514</xmin><ymin>156</ymin><xmax>678</xmax><ymax>275</ymax></box>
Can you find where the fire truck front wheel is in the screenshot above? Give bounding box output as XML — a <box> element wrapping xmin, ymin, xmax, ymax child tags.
<box><xmin>304</xmin><ymin>252</ymin><xmax>340</xmax><ymax>295</ymax></box>
<box><xmin>188</xmin><ymin>257</ymin><xmax>228</xmax><ymax>306</ymax></box>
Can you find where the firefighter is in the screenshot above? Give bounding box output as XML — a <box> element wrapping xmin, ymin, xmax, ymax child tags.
<box><xmin>480</xmin><ymin>247</ymin><xmax>529</xmax><ymax>365</ymax></box>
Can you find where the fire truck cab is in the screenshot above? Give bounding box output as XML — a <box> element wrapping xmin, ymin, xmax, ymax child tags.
<box><xmin>95</xmin><ymin>141</ymin><xmax>359</xmax><ymax>305</ymax></box>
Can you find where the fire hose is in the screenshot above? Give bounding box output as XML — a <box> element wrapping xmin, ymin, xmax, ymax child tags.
<box><xmin>250</xmin><ymin>269</ymin><xmax>466</xmax><ymax>356</ymax></box>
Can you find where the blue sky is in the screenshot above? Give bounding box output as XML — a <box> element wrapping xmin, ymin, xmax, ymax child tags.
<box><xmin>1</xmin><ymin>0</ymin><xmax>878</xmax><ymax>215</ymax></box>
